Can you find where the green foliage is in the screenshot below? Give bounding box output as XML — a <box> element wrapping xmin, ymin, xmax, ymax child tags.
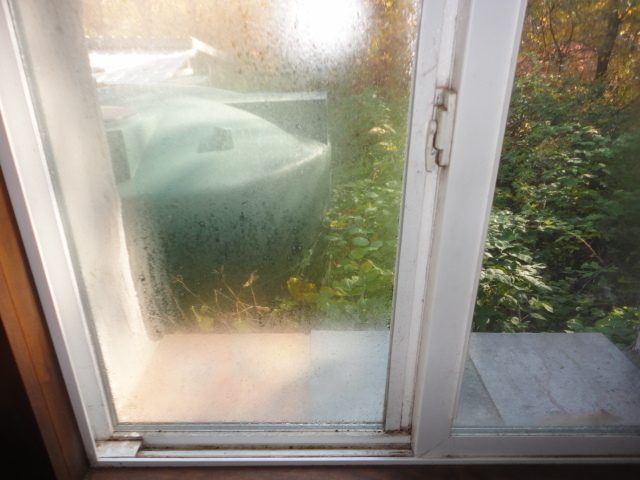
<box><xmin>567</xmin><ymin>307</ymin><xmax>640</xmax><ymax>350</ymax></box>
<box><xmin>279</xmin><ymin>67</ymin><xmax>640</xmax><ymax>347</ymax></box>
<box><xmin>475</xmin><ymin>210</ymin><xmax>553</xmax><ymax>333</ymax></box>
<box><xmin>278</xmin><ymin>89</ymin><xmax>405</xmax><ymax>326</ymax></box>
<box><xmin>329</xmin><ymin>86</ymin><xmax>407</xmax><ymax>181</ymax></box>
<box><xmin>474</xmin><ymin>66</ymin><xmax>640</xmax><ymax>348</ymax></box>
<box><xmin>313</xmin><ymin>177</ymin><xmax>401</xmax><ymax>324</ymax></box>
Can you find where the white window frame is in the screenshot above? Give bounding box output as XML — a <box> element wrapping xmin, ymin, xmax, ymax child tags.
<box><xmin>1</xmin><ymin>0</ymin><xmax>638</xmax><ymax>465</ymax></box>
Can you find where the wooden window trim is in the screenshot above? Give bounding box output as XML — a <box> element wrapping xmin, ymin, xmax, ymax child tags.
<box><xmin>0</xmin><ymin>143</ymin><xmax>89</xmax><ymax>480</ymax></box>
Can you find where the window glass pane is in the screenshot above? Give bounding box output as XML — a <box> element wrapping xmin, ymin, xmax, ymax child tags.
<box><xmin>71</xmin><ymin>0</ymin><xmax>418</xmax><ymax>427</ymax></box>
<box><xmin>454</xmin><ymin>0</ymin><xmax>640</xmax><ymax>432</ymax></box>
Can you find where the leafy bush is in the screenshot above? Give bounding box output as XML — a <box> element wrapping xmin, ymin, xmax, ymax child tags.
<box><xmin>474</xmin><ymin>70</ymin><xmax>640</xmax><ymax>348</ymax></box>
<box><xmin>277</xmin><ymin>89</ymin><xmax>406</xmax><ymax>326</ymax></box>
<box><xmin>474</xmin><ymin>210</ymin><xmax>553</xmax><ymax>332</ymax></box>
<box><xmin>312</xmin><ymin>177</ymin><xmax>401</xmax><ymax>324</ymax></box>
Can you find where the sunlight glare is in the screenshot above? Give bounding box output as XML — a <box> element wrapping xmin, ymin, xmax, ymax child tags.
<box><xmin>285</xmin><ymin>0</ymin><xmax>367</xmax><ymax>63</ymax></box>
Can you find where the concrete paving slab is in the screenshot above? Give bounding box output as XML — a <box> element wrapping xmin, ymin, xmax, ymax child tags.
<box><xmin>309</xmin><ymin>330</ymin><xmax>389</xmax><ymax>424</ymax></box>
<box><xmin>455</xmin><ymin>356</ymin><xmax>504</xmax><ymax>426</ymax></box>
<box><xmin>116</xmin><ymin>330</ymin><xmax>391</xmax><ymax>425</ymax></box>
<box><xmin>117</xmin><ymin>333</ymin><xmax>311</xmax><ymax>423</ymax></box>
<box><xmin>467</xmin><ymin>333</ymin><xmax>640</xmax><ymax>426</ymax></box>
<box><xmin>115</xmin><ymin>330</ymin><xmax>640</xmax><ymax>429</ymax></box>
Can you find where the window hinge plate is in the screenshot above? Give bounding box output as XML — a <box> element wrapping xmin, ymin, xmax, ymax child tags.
<box><xmin>96</xmin><ymin>439</ymin><xmax>143</xmax><ymax>458</ymax></box>
<box><xmin>426</xmin><ymin>88</ymin><xmax>457</xmax><ymax>171</ymax></box>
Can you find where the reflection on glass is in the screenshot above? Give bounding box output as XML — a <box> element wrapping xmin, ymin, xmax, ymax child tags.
<box><xmin>455</xmin><ymin>1</ymin><xmax>640</xmax><ymax>431</ymax></box>
<box><xmin>80</xmin><ymin>0</ymin><xmax>418</xmax><ymax>425</ymax></box>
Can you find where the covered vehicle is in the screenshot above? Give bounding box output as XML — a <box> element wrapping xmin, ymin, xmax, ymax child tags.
<box><xmin>100</xmin><ymin>85</ymin><xmax>331</xmax><ymax>308</ymax></box>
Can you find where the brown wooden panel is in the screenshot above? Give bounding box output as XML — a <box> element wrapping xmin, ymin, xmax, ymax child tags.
<box><xmin>86</xmin><ymin>464</ymin><xmax>640</xmax><ymax>480</ymax></box>
<box><xmin>0</xmin><ymin>313</ymin><xmax>54</xmax><ymax>477</ymax></box>
<box><xmin>0</xmin><ymin>130</ymin><xmax>89</xmax><ymax>479</ymax></box>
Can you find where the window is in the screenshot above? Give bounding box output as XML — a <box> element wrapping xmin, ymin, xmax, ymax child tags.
<box><xmin>1</xmin><ymin>0</ymin><xmax>638</xmax><ymax>464</ymax></box>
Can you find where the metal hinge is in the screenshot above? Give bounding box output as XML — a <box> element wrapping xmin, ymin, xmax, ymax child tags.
<box><xmin>426</xmin><ymin>88</ymin><xmax>457</xmax><ymax>171</ymax></box>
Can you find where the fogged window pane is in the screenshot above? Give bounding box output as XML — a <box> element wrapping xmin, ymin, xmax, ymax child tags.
<box><xmin>455</xmin><ymin>1</ymin><xmax>640</xmax><ymax>431</ymax></box>
<box><xmin>81</xmin><ymin>0</ymin><xmax>418</xmax><ymax>425</ymax></box>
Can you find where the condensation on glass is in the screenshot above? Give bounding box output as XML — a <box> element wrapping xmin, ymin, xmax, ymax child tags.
<box><xmin>453</xmin><ymin>2</ymin><xmax>640</xmax><ymax>433</ymax></box>
<box><xmin>20</xmin><ymin>0</ymin><xmax>419</xmax><ymax>426</ymax></box>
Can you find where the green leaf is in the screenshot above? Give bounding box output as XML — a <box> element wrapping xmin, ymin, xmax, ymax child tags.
<box><xmin>540</xmin><ymin>302</ymin><xmax>554</xmax><ymax>313</ymax></box>
<box><xmin>352</xmin><ymin>237</ymin><xmax>370</xmax><ymax>247</ymax></box>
